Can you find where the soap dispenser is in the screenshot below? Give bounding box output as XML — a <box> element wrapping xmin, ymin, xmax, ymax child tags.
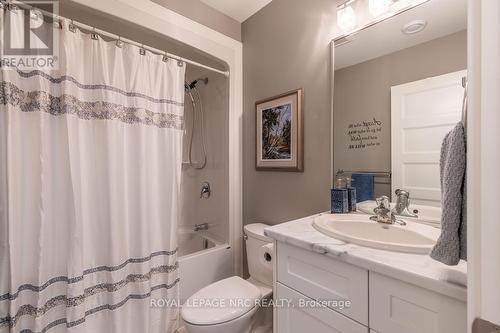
<box><xmin>331</xmin><ymin>177</ymin><xmax>349</xmax><ymax>214</ymax></box>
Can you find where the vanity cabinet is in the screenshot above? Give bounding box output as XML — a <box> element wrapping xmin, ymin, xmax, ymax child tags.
<box><xmin>276</xmin><ymin>242</ymin><xmax>368</xmax><ymax>325</ymax></box>
<box><xmin>274</xmin><ymin>242</ymin><xmax>467</xmax><ymax>333</ymax></box>
<box><xmin>275</xmin><ymin>283</ymin><xmax>368</xmax><ymax>333</ymax></box>
<box><xmin>369</xmin><ymin>272</ymin><xmax>467</xmax><ymax>333</ymax></box>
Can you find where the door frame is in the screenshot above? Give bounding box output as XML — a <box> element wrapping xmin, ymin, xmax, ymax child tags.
<box><xmin>467</xmin><ymin>0</ymin><xmax>500</xmax><ymax>331</ymax></box>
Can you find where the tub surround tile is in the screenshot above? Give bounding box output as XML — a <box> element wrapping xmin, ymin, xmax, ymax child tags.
<box><xmin>265</xmin><ymin>213</ymin><xmax>467</xmax><ymax>302</ymax></box>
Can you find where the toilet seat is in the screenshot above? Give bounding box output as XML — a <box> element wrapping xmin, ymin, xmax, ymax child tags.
<box><xmin>181</xmin><ymin>276</ymin><xmax>261</xmax><ymax>326</ymax></box>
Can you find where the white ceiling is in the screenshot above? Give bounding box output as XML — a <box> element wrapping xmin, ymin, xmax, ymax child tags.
<box><xmin>199</xmin><ymin>0</ymin><xmax>272</xmax><ymax>23</ymax></box>
<box><xmin>335</xmin><ymin>0</ymin><xmax>467</xmax><ymax>70</ymax></box>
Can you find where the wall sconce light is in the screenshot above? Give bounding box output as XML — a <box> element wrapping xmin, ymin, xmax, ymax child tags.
<box><xmin>337</xmin><ymin>3</ymin><xmax>357</xmax><ymax>32</ymax></box>
<box><xmin>369</xmin><ymin>0</ymin><xmax>392</xmax><ymax>17</ymax></box>
<box><xmin>335</xmin><ymin>0</ymin><xmax>430</xmax><ymax>38</ymax></box>
<box><xmin>391</xmin><ymin>0</ymin><xmax>414</xmax><ymax>12</ymax></box>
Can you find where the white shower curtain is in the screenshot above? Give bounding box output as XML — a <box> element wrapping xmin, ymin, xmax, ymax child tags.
<box><xmin>0</xmin><ymin>19</ymin><xmax>185</xmax><ymax>333</ymax></box>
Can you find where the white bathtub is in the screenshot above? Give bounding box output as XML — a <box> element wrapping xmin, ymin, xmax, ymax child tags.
<box><xmin>177</xmin><ymin>229</ymin><xmax>233</xmax><ymax>302</ymax></box>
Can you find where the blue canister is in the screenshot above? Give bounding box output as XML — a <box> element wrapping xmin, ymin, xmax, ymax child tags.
<box><xmin>330</xmin><ymin>178</ymin><xmax>349</xmax><ymax>214</ymax></box>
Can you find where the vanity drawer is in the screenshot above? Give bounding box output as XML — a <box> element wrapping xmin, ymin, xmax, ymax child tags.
<box><xmin>276</xmin><ymin>242</ymin><xmax>368</xmax><ymax>325</ymax></box>
<box><xmin>276</xmin><ymin>282</ymin><xmax>368</xmax><ymax>333</ymax></box>
<box><xmin>369</xmin><ymin>272</ymin><xmax>467</xmax><ymax>333</ymax></box>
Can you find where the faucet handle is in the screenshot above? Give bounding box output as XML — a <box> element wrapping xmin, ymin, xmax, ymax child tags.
<box><xmin>375</xmin><ymin>196</ymin><xmax>390</xmax><ymax>209</ymax></box>
<box><xmin>200</xmin><ymin>181</ymin><xmax>211</xmax><ymax>199</ymax></box>
<box><xmin>371</xmin><ymin>196</ymin><xmax>391</xmax><ymax>224</ymax></box>
<box><xmin>374</xmin><ymin>196</ymin><xmax>391</xmax><ymax>217</ymax></box>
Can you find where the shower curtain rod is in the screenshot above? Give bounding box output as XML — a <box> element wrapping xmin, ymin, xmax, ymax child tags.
<box><xmin>4</xmin><ymin>2</ymin><xmax>230</xmax><ymax>77</ymax></box>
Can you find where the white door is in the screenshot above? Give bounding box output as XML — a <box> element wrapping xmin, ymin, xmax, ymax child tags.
<box><xmin>391</xmin><ymin>70</ymin><xmax>466</xmax><ymax>206</ymax></box>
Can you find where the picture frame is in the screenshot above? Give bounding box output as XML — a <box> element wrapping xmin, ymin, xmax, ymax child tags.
<box><xmin>255</xmin><ymin>88</ymin><xmax>304</xmax><ymax>171</ymax></box>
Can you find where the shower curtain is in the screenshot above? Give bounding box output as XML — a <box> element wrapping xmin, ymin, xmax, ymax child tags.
<box><xmin>0</xmin><ymin>20</ymin><xmax>185</xmax><ymax>333</ymax></box>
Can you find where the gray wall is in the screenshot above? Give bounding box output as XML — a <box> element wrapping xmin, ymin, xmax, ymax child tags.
<box><xmin>152</xmin><ymin>0</ymin><xmax>241</xmax><ymax>41</ymax></box>
<box><xmin>181</xmin><ymin>67</ymin><xmax>229</xmax><ymax>244</ymax></box>
<box><xmin>333</xmin><ymin>30</ymin><xmax>467</xmax><ymax>197</ymax></box>
<box><xmin>242</xmin><ymin>0</ymin><xmax>338</xmax><ymax>226</ymax></box>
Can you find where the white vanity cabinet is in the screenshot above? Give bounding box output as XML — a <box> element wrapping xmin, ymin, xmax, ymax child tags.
<box><xmin>274</xmin><ymin>241</ymin><xmax>467</xmax><ymax>333</ymax></box>
<box><xmin>369</xmin><ymin>272</ymin><xmax>467</xmax><ymax>333</ymax></box>
<box><xmin>275</xmin><ymin>283</ymin><xmax>368</xmax><ymax>333</ymax></box>
<box><xmin>276</xmin><ymin>242</ymin><xmax>368</xmax><ymax>325</ymax></box>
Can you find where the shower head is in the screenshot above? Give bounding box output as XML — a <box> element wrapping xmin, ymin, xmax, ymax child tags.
<box><xmin>186</xmin><ymin>77</ymin><xmax>208</xmax><ymax>90</ymax></box>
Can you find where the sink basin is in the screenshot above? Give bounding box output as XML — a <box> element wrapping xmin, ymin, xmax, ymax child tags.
<box><xmin>312</xmin><ymin>214</ymin><xmax>440</xmax><ymax>254</ymax></box>
<box><xmin>356</xmin><ymin>200</ymin><xmax>442</xmax><ymax>228</ymax></box>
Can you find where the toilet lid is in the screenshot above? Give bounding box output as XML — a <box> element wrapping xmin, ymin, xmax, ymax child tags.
<box><xmin>181</xmin><ymin>276</ymin><xmax>261</xmax><ymax>325</ymax></box>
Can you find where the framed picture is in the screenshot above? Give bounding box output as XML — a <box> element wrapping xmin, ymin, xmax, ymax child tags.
<box><xmin>256</xmin><ymin>88</ymin><xmax>304</xmax><ymax>171</ymax></box>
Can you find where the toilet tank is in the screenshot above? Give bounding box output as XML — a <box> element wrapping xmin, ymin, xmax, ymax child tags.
<box><xmin>244</xmin><ymin>223</ymin><xmax>273</xmax><ymax>286</ymax></box>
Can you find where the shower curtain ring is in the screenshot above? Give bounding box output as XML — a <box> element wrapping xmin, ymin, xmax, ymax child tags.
<box><xmin>90</xmin><ymin>27</ymin><xmax>99</xmax><ymax>40</ymax></box>
<box><xmin>116</xmin><ymin>37</ymin><xmax>123</xmax><ymax>48</ymax></box>
<box><xmin>68</xmin><ymin>20</ymin><xmax>77</xmax><ymax>33</ymax></box>
<box><xmin>139</xmin><ymin>45</ymin><xmax>146</xmax><ymax>56</ymax></box>
<box><xmin>54</xmin><ymin>18</ymin><xmax>63</xmax><ymax>29</ymax></box>
<box><xmin>177</xmin><ymin>57</ymin><xmax>184</xmax><ymax>67</ymax></box>
<box><xmin>162</xmin><ymin>52</ymin><xmax>169</xmax><ymax>62</ymax></box>
<box><xmin>6</xmin><ymin>3</ymin><xmax>18</xmax><ymax>11</ymax></box>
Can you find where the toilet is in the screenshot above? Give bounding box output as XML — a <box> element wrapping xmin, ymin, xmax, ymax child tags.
<box><xmin>181</xmin><ymin>223</ymin><xmax>273</xmax><ymax>333</ymax></box>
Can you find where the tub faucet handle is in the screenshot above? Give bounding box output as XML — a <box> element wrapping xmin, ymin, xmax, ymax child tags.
<box><xmin>200</xmin><ymin>181</ymin><xmax>211</xmax><ymax>199</ymax></box>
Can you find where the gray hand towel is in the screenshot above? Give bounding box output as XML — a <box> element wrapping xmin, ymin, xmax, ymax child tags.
<box><xmin>430</xmin><ymin>122</ymin><xmax>467</xmax><ymax>265</ymax></box>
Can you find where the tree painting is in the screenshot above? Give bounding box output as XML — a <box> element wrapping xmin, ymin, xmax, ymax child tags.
<box><xmin>262</xmin><ymin>103</ymin><xmax>292</xmax><ymax>160</ymax></box>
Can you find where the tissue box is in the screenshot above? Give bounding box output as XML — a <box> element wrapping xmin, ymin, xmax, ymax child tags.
<box><xmin>331</xmin><ymin>188</ymin><xmax>349</xmax><ymax>213</ymax></box>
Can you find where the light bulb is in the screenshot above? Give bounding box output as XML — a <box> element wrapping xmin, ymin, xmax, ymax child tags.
<box><xmin>369</xmin><ymin>0</ymin><xmax>392</xmax><ymax>17</ymax></box>
<box><xmin>337</xmin><ymin>5</ymin><xmax>357</xmax><ymax>32</ymax></box>
<box><xmin>391</xmin><ymin>0</ymin><xmax>413</xmax><ymax>11</ymax></box>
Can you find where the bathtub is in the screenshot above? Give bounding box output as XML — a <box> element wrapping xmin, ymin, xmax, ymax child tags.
<box><xmin>177</xmin><ymin>228</ymin><xmax>233</xmax><ymax>301</ymax></box>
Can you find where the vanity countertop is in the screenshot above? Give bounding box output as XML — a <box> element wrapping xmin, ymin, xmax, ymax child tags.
<box><xmin>264</xmin><ymin>213</ymin><xmax>468</xmax><ymax>302</ymax></box>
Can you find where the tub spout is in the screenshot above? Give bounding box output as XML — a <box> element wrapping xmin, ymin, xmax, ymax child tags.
<box><xmin>194</xmin><ymin>223</ymin><xmax>209</xmax><ymax>231</ymax></box>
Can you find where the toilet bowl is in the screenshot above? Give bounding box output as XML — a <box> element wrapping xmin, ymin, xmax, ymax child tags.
<box><xmin>181</xmin><ymin>223</ymin><xmax>273</xmax><ymax>333</ymax></box>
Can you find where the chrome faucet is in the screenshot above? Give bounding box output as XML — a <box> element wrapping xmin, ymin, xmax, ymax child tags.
<box><xmin>392</xmin><ymin>189</ymin><xmax>418</xmax><ymax>218</ymax></box>
<box><xmin>370</xmin><ymin>196</ymin><xmax>406</xmax><ymax>226</ymax></box>
<box><xmin>194</xmin><ymin>223</ymin><xmax>209</xmax><ymax>231</ymax></box>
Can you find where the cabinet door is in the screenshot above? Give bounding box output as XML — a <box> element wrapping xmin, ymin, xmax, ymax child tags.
<box><xmin>277</xmin><ymin>242</ymin><xmax>368</xmax><ymax>325</ymax></box>
<box><xmin>275</xmin><ymin>283</ymin><xmax>368</xmax><ymax>333</ymax></box>
<box><xmin>369</xmin><ymin>272</ymin><xmax>467</xmax><ymax>333</ymax></box>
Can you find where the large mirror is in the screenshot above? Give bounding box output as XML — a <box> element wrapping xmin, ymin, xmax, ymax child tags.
<box><xmin>332</xmin><ymin>0</ymin><xmax>467</xmax><ymax>224</ymax></box>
